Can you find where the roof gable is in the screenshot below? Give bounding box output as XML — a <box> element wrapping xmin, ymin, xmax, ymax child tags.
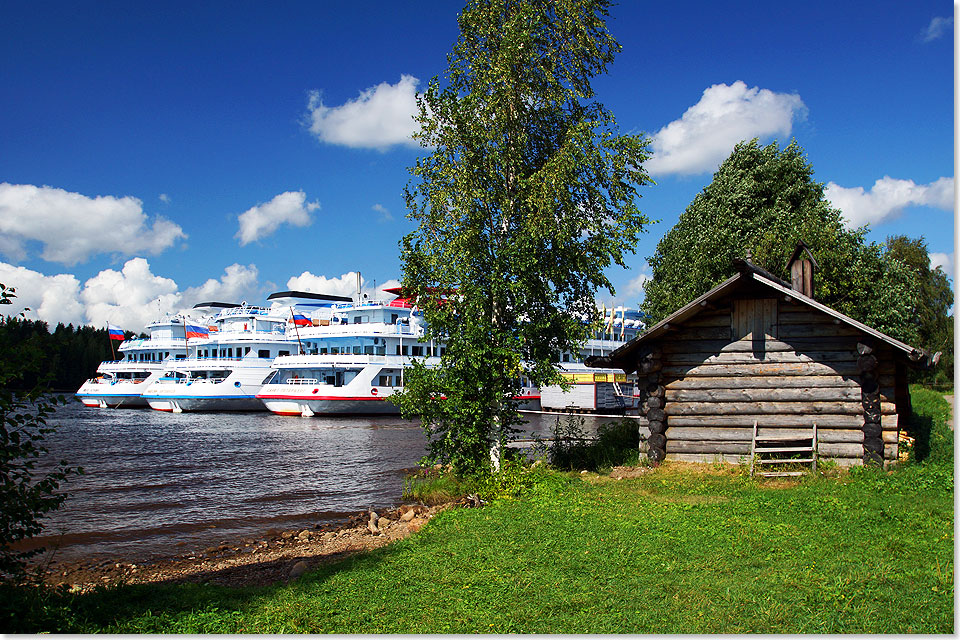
<box><xmin>589</xmin><ymin>261</ymin><xmax>932</xmax><ymax>370</ymax></box>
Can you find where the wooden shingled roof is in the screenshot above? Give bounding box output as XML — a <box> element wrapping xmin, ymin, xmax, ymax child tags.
<box><xmin>586</xmin><ymin>259</ymin><xmax>935</xmax><ymax>373</ymax></box>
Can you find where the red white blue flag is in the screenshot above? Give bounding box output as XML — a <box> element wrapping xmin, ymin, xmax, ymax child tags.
<box><xmin>184</xmin><ymin>324</ymin><xmax>209</xmax><ymax>339</ymax></box>
<box><xmin>107</xmin><ymin>324</ymin><xmax>125</xmax><ymax>341</ymax></box>
<box><xmin>291</xmin><ymin>313</ymin><xmax>311</xmax><ymax>327</ymax></box>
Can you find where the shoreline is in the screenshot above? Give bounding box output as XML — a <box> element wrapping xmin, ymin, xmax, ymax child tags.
<box><xmin>30</xmin><ymin>502</ymin><xmax>452</xmax><ymax>592</ymax></box>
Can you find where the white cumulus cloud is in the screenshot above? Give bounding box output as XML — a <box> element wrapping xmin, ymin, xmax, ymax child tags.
<box><xmin>646</xmin><ymin>81</ymin><xmax>807</xmax><ymax>176</ymax></box>
<box><xmin>306</xmin><ymin>75</ymin><xmax>421</xmax><ymax>150</ymax></box>
<box><xmin>80</xmin><ymin>258</ymin><xmax>182</xmax><ymax>331</ymax></box>
<box><xmin>0</xmin><ymin>263</ymin><xmax>84</xmax><ymax>327</ymax></box>
<box><xmin>235</xmin><ymin>191</ymin><xmax>319</xmax><ymax>246</ymax></box>
<box><xmin>182</xmin><ymin>263</ymin><xmax>261</xmax><ymax>307</ymax></box>
<box><xmin>825</xmin><ymin>176</ymin><xmax>955</xmax><ymax>228</ymax></box>
<box><xmin>286</xmin><ymin>271</ymin><xmax>400</xmax><ymax>299</ymax></box>
<box><xmin>0</xmin><ymin>183</ymin><xmax>187</xmax><ymax>266</ymax></box>
<box><xmin>929</xmin><ymin>252</ymin><xmax>954</xmax><ymax>279</ymax></box>
<box><xmin>0</xmin><ymin>258</ymin><xmax>271</xmax><ymax>333</ymax></box>
<box><xmin>922</xmin><ymin>16</ymin><xmax>953</xmax><ymax>42</ymax></box>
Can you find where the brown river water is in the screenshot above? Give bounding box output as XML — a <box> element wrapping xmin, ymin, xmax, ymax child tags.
<box><xmin>26</xmin><ymin>399</ymin><xmax>617</xmax><ymax>566</ymax></box>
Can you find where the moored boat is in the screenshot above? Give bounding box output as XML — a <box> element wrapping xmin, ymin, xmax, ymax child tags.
<box><xmin>140</xmin><ymin>298</ymin><xmax>325</xmax><ymax>412</ymax></box>
<box><xmin>75</xmin><ymin>314</ymin><xmax>210</xmax><ymax>408</ymax></box>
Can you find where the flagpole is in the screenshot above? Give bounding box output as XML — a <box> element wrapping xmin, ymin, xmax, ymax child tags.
<box><xmin>183</xmin><ymin>318</ymin><xmax>189</xmax><ymax>358</ymax></box>
<box><xmin>290</xmin><ymin>308</ymin><xmax>304</xmax><ymax>355</ymax></box>
<box><xmin>107</xmin><ymin>324</ymin><xmax>116</xmax><ymax>360</ymax></box>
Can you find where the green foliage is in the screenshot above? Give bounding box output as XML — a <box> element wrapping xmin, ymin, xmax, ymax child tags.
<box><xmin>0</xmin><ymin>316</ymin><xmax>122</xmax><ymax>391</ymax></box>
<box><xmin>0</xmin><ymin>283</ymin><xmax>83</xmax><ymax>580</ymax></box>
<box><xmin>900</xmin><ymin>385</ymin><xmax>953</xmax><ymax>465</ymax></box>
<box><xmin>548</xmin><ymin>416</ymin><xmax>639</xmax><ymax>471</ymax></box>
<box><xmin>640</xmin><ymin>139</ymin><xmax>923</xmax><ymax>349</ymax></box>
<box><xmin>884</xmin><ymin>236</ymin><xmax>954</xmax><ymax>385</ymax></box>
<box><xmin>395</xmin><ymin>0</ymin><xmax>651</xmax><ymax>475</ymax></box>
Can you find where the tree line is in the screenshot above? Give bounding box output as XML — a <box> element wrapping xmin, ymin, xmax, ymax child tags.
<box><xmin>0</xmin><ymin>316</ymin><xmax>136</xmax><ymax>391</ymax></box>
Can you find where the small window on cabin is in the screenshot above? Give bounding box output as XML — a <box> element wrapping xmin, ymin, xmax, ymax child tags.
<box><xmin>244</xmin><ymin>347</ymin><xmax>251</xmax><ymax>355</ymax></box>
<box><xmin>562</xmin><ymin>352</ymin><xmax>570</xmax><ymax>363</ymax></box>
<box><xmin>258</xmin><ymin>349</ymin><xmax>270</xmax><ymax>358</ymax></box>
<box><xmin>391</xmin><ymin>314</ymin><xmax>398</xmax><ymax>323</ymax></box>
<box><xmin>412</xmin><ymin>346</ymin><xmax>424</xmax><ymax>357</ymax></box>
<box><xmin>353</xmin><ymin>316</ymin><xmax>361</xmax><ymax>324</ymax></box>
<box><xmin>278</xmin><ymin>350</ymin><xmax>290</xmax><ymax>357</ymax></box>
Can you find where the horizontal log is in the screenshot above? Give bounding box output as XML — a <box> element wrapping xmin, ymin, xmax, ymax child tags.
<box><xmin>665</xmin><ymin>400</ymin><xmax>896</xmax><ymax>416</ymax></box>
<box><xmin>665</xmin><ymin>453</ymin><xmax>752</xmax><ymax>464</ymax></box>
<box><xmin>668</xmin><ymin>414</ymin><xmax>865</xmax><ymax>427</ymax></box>
<box><xmin>818</xmin><ymin>442</ymin><xmax>863</xmax><ymax>457</ymax></box>
<box><xmin>664</xmin><ymin>375</ymin><xmax>888</xmax><ymax>390</ymax></box>
<box><xmin>673</xmin><ymin>326</ymin><xmax>733</xmax><ymax>340</ymax></box>
<box><xmin>663</xmin><ymin>426</ymin><xmax>877</xmax><ymax>443</ymax></box>
<box><xmin>881</xmin><ymin>414</ymin><xmax>898</xmax><ymax>429</ymax></box>
<box><xmin>778</xmin><ymin>310</ymin><xmax>847</xmax><ymax>325</ymax></box>
<box><xmin>665</xmin><ymin>387</ymin><xmax>869</xmax><ymax>403</ymax></box>
<box><xmin>666</xmin><ymin>441</ymin><xmax>751</xmax><ymax>454</ymax></box>
<box><xmin>777</xmin><ymin>324</ymin><xmax>863</xmax><ymax>338</ymax></box>
<box><xmin>661</xmin><ymin>453</ymin><xmax>867</xmax><ymax>466</ymax></box>
<box><xmin>662</xmin><ymin>361</ymin><xmax>895</xmax><ymax>378</ymax></box>
<box><xmin>662</xmin><ymin>337</ymin><xmax>862</xmax><ymax>354</ymax></box>
<box><xmin>683</xmin><ymin>312</ymin><xmax>732</xmax><ymax>328</ymax></box>
<box><xmin>664</xmin><ymin>351</ymin><xmax>858</xmax><ymax>365</ymax></box>
<box><xmin>884</xmin><ymin>443</ymin><xmax>898</xmax><ymax>460</ymax></box>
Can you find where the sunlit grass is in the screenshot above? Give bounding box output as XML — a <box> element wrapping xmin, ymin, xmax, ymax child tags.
<box><xmin>5</xmin><ymin>389</ymin><xmax>953</xmax><ymax>634</ymax></box>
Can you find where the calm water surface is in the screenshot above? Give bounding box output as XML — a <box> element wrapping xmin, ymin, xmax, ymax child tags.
<box><xmin>31</xmin><ymin>400</ymin><xmax>614</xmax><ymax>565</ymax></box>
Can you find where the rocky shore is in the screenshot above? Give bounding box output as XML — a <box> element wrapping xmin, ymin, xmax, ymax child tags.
<box><xmin>35</xmin><ymin>503</ymin><xmax>452</xmax><ymax>592</ymax></box>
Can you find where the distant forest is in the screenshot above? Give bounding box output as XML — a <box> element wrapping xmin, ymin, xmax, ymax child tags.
<box><xmin>0</xmin><ymin>317</ymin><xmax>139</xmax><ymax>391</ymax></box>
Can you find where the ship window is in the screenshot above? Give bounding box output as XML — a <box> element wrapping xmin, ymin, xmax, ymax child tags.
<box><xmin>245</xmin><ymin>347</ymin><xmax>251</xmax><ymax>355</ymax></box>
<box><xmin>412</xmin><ymin>346</ymin><xmax>424</xmax><ymax>357</ymax></box>
<box><xmin>278</xmin><ymin>350</ymin><xmax>290</xmax><ymax>357</ymax></box>
<box><xmin>562</xmin><ymin>352</ymin><xmax>570</xmax><ymax>362</ymax></box>
<box><xmin>378</xmin><ymin>375</ymin><xmax>391</xmax><ymax>386</ymax></box>
<box><xmin>259</xmin><ymin>349</ymin><xmax>270</xmax><ymax>358</ymax></box>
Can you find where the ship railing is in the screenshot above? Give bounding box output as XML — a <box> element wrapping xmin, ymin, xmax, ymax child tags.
<box><xmin>285</xmin><ymin>378</ymin><xmax>319</xmax><ymax>385</ymax></box>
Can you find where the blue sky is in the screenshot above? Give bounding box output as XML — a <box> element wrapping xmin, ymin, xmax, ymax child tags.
<box><xmin>0</xmin><ymin>1</ymin><xmax>954</xmax><ymax>330</ymax></box>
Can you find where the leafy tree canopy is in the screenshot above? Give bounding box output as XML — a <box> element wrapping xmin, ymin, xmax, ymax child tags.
<box><xmin>641</xmin><ymin>139</ymin><xmax>924</xmax><ymax>348</ymax></box>
<box><xmin>395</xmin><ymin>0</ymin><xmax>651</xmax><ymax>474</ymax></box>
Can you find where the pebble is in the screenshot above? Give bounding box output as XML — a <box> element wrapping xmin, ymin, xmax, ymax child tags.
<box><xmin>400</xmin><ymin>509</ymin><xmax>416</xmax><ymax>522</ymax></box>
<box><xmin>289</xmin><ymin>561</ymin><xmax>309</xmax><ymax>580</ymax></box>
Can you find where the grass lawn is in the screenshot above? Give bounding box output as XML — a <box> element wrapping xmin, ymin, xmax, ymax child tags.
<box><xmin>5</xmin><ymin>387</ymin><xmax>954</xmax><ymax>633</ymax></box>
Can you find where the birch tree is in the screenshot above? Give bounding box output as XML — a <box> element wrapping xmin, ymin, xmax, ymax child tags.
<box><xmin>394</xmin><ymin>0</ymin><xmax>651</xmax><ymax>474</ymax></box>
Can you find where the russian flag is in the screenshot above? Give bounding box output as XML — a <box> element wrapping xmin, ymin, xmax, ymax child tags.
<box><xmin>291</xmin><ymin>313</ymin><xmax>311</xmax><ymax>327</ymax></box>
<box><xmin>185</xmin><ymin>324</ymin><xmax>209</xmax><ymax>339</ymax></box>
<box><xmin>107</xmin><ymin>324</ymin><xmax>125</xmax><ymax>341</ymax></box>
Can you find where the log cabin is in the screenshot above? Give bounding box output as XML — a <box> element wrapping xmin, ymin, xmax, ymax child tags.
<box><xmin>586</xmin><ymin>248</ymin><xmax>937</xmax><ymax>468</ymax></box>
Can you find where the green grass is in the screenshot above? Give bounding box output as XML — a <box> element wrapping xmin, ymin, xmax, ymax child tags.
<box><xmin>5</xmin><ymin>388</ymin><xmax>954</xmax><ymax>633</ymax></box>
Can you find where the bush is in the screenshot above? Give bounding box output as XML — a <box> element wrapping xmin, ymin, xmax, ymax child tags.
<box><xmin>549</xmin><ymin>416</ymin><xmax>640</xmax><ymax>471</ymax></box>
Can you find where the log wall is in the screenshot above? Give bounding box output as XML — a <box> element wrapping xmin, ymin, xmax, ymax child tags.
<box><xmin>640</xmin><ymin>296</ymin><xmax>901</xmax><ymax>467</ymax></box>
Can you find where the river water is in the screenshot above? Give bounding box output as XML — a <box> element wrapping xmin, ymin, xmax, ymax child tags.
<box><xmin>26</xmin><ymin>399</ymin><xmax>619</xmax><ymax>565</ymax></box>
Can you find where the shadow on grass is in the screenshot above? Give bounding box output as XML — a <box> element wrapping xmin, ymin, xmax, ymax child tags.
<box><xmin>0</xmin><ymin>539</ymin><xmax>411</xmax><ymax>633</ymax></box>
